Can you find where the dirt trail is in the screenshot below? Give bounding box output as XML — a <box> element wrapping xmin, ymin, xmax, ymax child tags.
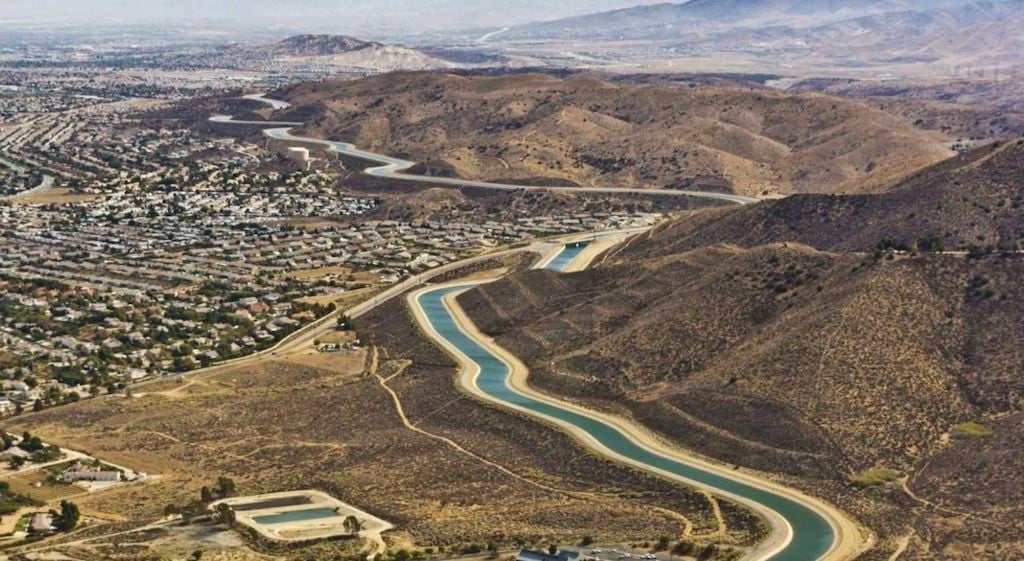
<box><xmin>370</xmin><ymin>346</ymin><xmax>698</xmax><ymax>530</ymax></box>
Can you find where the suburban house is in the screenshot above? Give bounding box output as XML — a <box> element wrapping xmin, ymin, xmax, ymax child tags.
<box><xmin>0</xmin><ymin>446</ymin><xmax>31</xmax><ymax>462</ymax></box>
<box><xmin>29</xmin><ymin>513</ymin><xmax>54</xmax><ymax>534</ymax></box>
<box><xmin>57</xmin><ymin>462</ymin><xmax>122</xmax><ymax>483</ymax></box>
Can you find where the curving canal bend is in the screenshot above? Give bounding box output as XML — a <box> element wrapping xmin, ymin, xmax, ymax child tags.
<box><xmin>212</xmin><ymin>94</ymin><xmax>757</xmax><ymax>206</ymax></box>
<box><xmin>409</xmin><ymin>243</ymin><xmax>861</xmax><ymax>561</ymax></box>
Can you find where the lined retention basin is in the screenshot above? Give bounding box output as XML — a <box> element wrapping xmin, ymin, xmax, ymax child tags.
<box><xmin>253</xmin><ymin>507</ymin><xmax>341</xmax><ymax>525</ymax></box>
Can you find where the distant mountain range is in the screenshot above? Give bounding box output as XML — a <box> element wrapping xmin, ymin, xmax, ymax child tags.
<box><xmin>498</xmin><ymin>0</ymin><xmax>1024</xmax><ymax>75</ymax></box>
<box><xmin>511</xmin><ymin>0</ymin><xmax>1019</xmax><ymax>38</ymax></box>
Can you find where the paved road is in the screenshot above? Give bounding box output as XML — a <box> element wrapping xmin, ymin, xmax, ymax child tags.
<box><xmin>214</xmin><ymin>95</ymin><xmax>758</xmax><ymax>206</ymax></box>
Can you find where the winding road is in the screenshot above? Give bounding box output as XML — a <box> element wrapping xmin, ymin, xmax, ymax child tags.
<box><xmin>212</xmin><ymin>94</ymin><xmax>865</xmax><ymax>561</ymax></box>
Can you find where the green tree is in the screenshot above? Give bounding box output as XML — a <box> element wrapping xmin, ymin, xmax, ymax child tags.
<box><xmin>916</xmin><ymin>235</ymin><xmax>943</xmax><ymax>253</ymax></box>
<box><xmin>697</xmin><ymin>544</ymin><xmax>717</xmax><ymax>561</ymax></box>
<box><xmin>655</xmin><ymin>536</ymin><xmax>671</xmax><ymax>551</ymax></box>
<box><xmin>215</xmin><ymin>476</ymin><xmax>236</xmax><ymax>498</ymax></box>
<box><xmin>19</xmin><ymin>435</ymin><xmax>43</xmax><ymax>452</ymax></box>
<box><xmin>337</xmin><ymin>314</ymin><xmax>353</xmax><ymax>330</ymax></box>
<box><xmin>548</xmin><ymin>545</ymin><xmax>558</xmax><ymax>556</ymax></box>
<box><xmin>343</xmin><ymin>515</ymin><xmax>365</xmax><ymax>535</ymax></box>
<box><xmin>56</xmin><ymin>501</ymin><xmax>80</xmax><ymax>531</ymax></box>
<box><xmin>216</xmin><ymin>503</ymin><xmax>236</xmax><ymax>527</ymax></box>
<box><xmin>200</xmin><ymin>486</ymin><xmax>215</xmax><ymax>504</ymax></box>
<box><xmin>671</xmin><ymin>541</ymin><xmax>695</xmax><ymax>557</ymax></box>
<box><xmin>579</xmin><ymin>536</ymin><xmax>594</xmax><ymax>547</ymax></box>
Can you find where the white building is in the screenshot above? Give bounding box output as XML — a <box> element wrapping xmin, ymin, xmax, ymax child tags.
<box><xmin>287</xmin><ymin>147</ymin><xmax>311</xmax><ymax>170</ymax></box>
<box><xmin>29</xmin><ymin>513</ymin><xmax>54</xmax><ymax>534</ymax></box>
<box><xmin>58</xmin><ymin>462</ymin><xmax>122</xmax><ymax>483</ymax></box>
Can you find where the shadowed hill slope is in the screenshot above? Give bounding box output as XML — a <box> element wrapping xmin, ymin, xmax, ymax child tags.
<box><xmin>274</xmin><ymin>72</ymin><xmax>952</xmax><ymax>197</ymax></box>
<box><xmin>616</xmin><ymin>139</ymin><xmax>1024</xmax><ymax>254</ymax></box>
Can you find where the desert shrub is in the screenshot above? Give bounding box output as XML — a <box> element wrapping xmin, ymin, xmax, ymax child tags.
<box><xmin>951</xmin><ymin>421</ymin><xmax>994</xmax><ymax>437</ymax></box>
<box><xmin>850</xmin><ymin>467</ymin><xmax>901</xmax><ymax>488</ymax></box>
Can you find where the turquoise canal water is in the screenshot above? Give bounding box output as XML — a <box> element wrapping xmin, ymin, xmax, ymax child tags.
<box><xmin>414</xmin><ymin>249</ymin><xmax>837</xmax><ymax>560</ymax></box>
<box><xmin>545</xmin><ymin>241</ymin><xmax>592</xmax><ymax>272</ymax></box>
<box><xmin>253</xmin><ymin>508</ymin><xmax>341</xmax><ymax>525</ymax></box>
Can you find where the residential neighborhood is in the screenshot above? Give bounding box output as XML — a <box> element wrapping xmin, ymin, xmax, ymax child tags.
<box><xmin>1</xmin><ymin>62</ymin><xmax>659</xmax><ymax>416</ymax></box>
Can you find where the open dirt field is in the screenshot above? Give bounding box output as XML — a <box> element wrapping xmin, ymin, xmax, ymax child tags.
<box><xmin>6</xmin><ymin>332</ymin><xmax>761</xmax><ymax>559</ymax></box>
<box><xmin>6</xmin><ymin>187</ymin><xmax>103</xmax><ymax>205</ymax></box>
<box><xmin>3</xmin><ymin>468</ymin><xmax>86</xmax><ymax>504</ymax></box>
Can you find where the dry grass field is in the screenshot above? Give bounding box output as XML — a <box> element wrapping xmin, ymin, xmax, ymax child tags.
<box><xmin>6</xmin><ymin>187</ymin><xmax>102</xmax><ymax>205</ymax></box>
<box><xmin>3</xmin><ymin>468</ymin><xmax>86</xmax><ymax>504</ymax></box>
<box><xmin>6</xmin><ymin>328</ymin><xmax>763</xmax><ymax>559</ymax></box>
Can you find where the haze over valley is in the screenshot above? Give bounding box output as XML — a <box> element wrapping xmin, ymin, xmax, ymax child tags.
<box><xmin>0</xmin><ymin>2</ymin><xmax>1022</xmax><ymax>561</ymax></box>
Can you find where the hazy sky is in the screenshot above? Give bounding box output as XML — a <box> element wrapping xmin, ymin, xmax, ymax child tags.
<box><xmin>0</xmin><ymin>1</ymin><xmax>671</xmax><ymax>34</ymax></box>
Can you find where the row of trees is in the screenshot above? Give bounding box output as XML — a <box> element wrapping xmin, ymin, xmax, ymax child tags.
<box><xmin>876</xmin><ymin>235</ymin><xmax>1023</xmax><ymax>258</ymax></box>
<box><xmin>163</xmin><ymin>476</ymin><xmax>238</xmax><ymax>523</ymax></box>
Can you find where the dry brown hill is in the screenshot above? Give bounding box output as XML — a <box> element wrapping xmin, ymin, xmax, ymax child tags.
<box><xmin>459</xmin><ymin>240</ymin><xmax>1024</xmax><ymax>561</ymax></box>
<box><xmin>618</xmin><ymin>139</ymin><xmax>1024</xmax><ymax>255</ymax></box>
<box><xmin>454</xmin><ymin>136</ymin><xmax>1024</xmax><ymax>561</ymax></box>
<box><xmin>274</xmin><ymin>72</ymin><xmax>953</xmax><ymax>197</ymax></box>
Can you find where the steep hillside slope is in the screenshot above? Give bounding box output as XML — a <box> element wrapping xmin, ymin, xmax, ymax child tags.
<box><xmin>618</xmin><ymin>139</ymin><xmax>1024</xmax><ymax>254</ymax></box>
<box><xmin>459</xmin><ymin>241</ymin><xmax>1024</xmax><ymax>560</ymax></box>
<box><xmin>276</xmin><ymin>72</ymin><xmax>952</xmax><ymax>197</ymax></box>
<box><xmin>452</xmin><ymin>133</ymin><xmax>1024</xmax><ymax>559</ymax></box>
